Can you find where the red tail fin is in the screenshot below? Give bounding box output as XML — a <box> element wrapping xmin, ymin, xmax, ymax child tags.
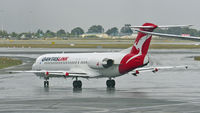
<box><xmin>130</xmin><ymin>23</ymin><xmax>157</xmax><ymax>55</ymax></box>
<box><xmin>119</xmin><ymin>23</ymin><xmax>158</xmax><ymax>75</ymax></box>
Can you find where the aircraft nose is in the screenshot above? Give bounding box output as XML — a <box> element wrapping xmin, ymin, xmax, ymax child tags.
<box><xmin>32</xmin><ymin>63</ymin><xmax>37</xmax><ymax>70</ymax></box>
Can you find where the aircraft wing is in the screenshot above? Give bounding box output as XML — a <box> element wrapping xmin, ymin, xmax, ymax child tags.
<box><xmin>9</xmin><ymin>70</ymin><xmax>89</xmax><ymax>78</ymax></box>
<box><xmin>135</xmin><ymin>29</ymin><xmax>200</xmax><ymax>41</ymax></box>
<box><xmin>130</xmin><ymin>65</ymin><xmax>188</xmax><ymax>76</ymax></box>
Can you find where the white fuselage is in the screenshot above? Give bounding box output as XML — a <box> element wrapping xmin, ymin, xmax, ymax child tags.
<box><xmin>32</xmin><ymin>52</ymin><xmax>126</xmax><ymax>78</ymax></box>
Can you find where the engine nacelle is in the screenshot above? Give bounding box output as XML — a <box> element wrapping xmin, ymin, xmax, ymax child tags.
<box><xmin>88</xmin><ymin>58</ymin><xmax>114</xmax><ymax>69</ymax></box>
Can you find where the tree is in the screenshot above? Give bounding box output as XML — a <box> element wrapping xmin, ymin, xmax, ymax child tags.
<box><xmin>87</xmin><ymin>25</ymin><xmax>104</xmax><ymax>34</ymax></box>
<box><xmin>10</xmin><ymin>32</ymin><xmax>18</xmax><ymax>38</ymax></box>
<box><xmin>106</xmin><ymin>27</ymin><xmax>119</xmax><ymax>36</ymax></box>
<box><xmin>25</xmin><ymin>32</ymin><xmax>32</xmax><ymax>38</ymax></box>
<box><xmin>71</xmin><ymin>27</ymin><xmax>84</xmax><ymax>36</ymax></box>
<box><xmin>66</xmin><ymin>32</ymin><xmax>71</xmax><ymax>37</ymax></box>
<box><xmin>120</xmin><ymin>26</ymin><xmax>133</xmax><ymax>35</ymax></box>
<box><xmin>0</xmin><ymin>30</ymin><xmax>8</xmax><ymax>38</ymax></box>
<box><xmin>45</xmin><ymin>30</ymin><xmax>55</xmax><ymax>38</ymax></box>
<box><xmin>56</xmin><ymin>29</ymin><xmax>66</xmax><ymax>37</ymax></box>
<box><xmin>35</xmin><ymin>29</ymin><xmax>44</xmax><ymax>38</ymax></box>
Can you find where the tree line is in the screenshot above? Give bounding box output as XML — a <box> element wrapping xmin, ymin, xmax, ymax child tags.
<box><xmin>0</xmin><ymin>25</ymin><xmax>133</xmax><ymax>39</ymax></box>
<box><xmin>1</xmin><ymin>25</ymin><xmax>199</xmax><ymax>39</ymax></box>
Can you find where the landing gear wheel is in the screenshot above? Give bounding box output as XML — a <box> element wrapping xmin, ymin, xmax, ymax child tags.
<box><xmin>106</xmin><ymin>79</ymin><xmax>115</xmax><ymax>88</ymax></box>
<box><xmin>73</xmin><ymin>80</ymin><xmax>82</xmax><ymax>89</ymax></box>
<box><xmin>44</xmin><ymin>81</ymin><xmax>49</xmax><ymax>87</ymax></box>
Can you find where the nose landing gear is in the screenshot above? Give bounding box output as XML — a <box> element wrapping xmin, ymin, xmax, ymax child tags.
<box><xmin>44</xmin><ymin>80</ymin><xmax>49</xmax><ymax>87</ymax></box>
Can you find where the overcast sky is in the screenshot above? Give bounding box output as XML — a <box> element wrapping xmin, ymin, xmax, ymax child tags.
<box><xmin>0</xmin><ymin>0</ymin><xmax>199</xmax><ymax>32</ymax></box>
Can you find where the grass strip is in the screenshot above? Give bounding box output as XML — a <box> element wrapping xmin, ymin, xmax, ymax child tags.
<box><xmin>0</xmin><ymin>57</ymin><xmax>22</xmax><ymax>69</ymax></box>
<box><xmin>1</xmin><ymin>44</ymin><xmax>200</xmax><ymax>49</ymax></box>
<box><xmin>194</xmin><ymin>56</ymin><xmax>200</xmax><ymax>61</ymax></box>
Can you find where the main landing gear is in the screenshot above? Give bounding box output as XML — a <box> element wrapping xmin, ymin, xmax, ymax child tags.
<box><xmin>106</xmin><ymin>78</ymin><xmax>115</xmax><ymax>88</ymax></box>
<box><xmin>73</xmin><ymin>77</ymin><xmax>82</xmax><ymax>89</ymax></box>
<box><xmin>42</xmin><ymin>77</ymin><xmax>115</xmax><ymax>89</ymax></box>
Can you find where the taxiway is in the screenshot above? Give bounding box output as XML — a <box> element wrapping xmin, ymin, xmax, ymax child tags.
<box><xmin>0</xmin><ymin>48</ymin><xmax>200</xmax><ymax>113</ymax></box>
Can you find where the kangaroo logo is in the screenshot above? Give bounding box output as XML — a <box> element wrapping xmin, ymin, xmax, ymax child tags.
<box><xmin>126</xmin><ymin>34</ymin><xmax>151</xmax><ymax>64</ymax></box>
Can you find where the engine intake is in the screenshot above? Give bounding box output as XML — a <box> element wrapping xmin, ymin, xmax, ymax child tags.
<box><xmin>88</xmin><ymin>58</ymin><xmax>114</xmax><ymax>69</ymax></box>
<box><xmin>102</xmin><ymin>58</ymin><xmax>114</xmax><ymax>68</ymax></box>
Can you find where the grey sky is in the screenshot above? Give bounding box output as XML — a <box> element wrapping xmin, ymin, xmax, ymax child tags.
<box><xmin>0</xmin><ymin>0</ymin><xmax>200</xmax><ymax>32</ymax></box>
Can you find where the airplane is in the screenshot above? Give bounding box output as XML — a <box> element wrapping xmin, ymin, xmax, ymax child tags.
<box><xmin>9</xmin><ymin>23</ymin><xmax>189</xmax><ymax>89</ymax></box>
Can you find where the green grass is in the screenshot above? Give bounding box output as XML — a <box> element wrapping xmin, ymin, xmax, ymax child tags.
<box><xmin>0</xmin><ymin>57</ymin><xmax>22</xmax><ymax>69</ymax></box>
<box><xmin>1</xmin><ymin>43</ymin><xmax>200</xmax><ymax>49</ymax></box>
<box><xmin>194</xmin><ymin>56</ymin><xmax>200</xmax><ymax>61</ymax></box>
<box><xmin>0</xmin><ymin>39</ymin><xmax>199</xmax><ymax>49</ymax></box>
<box><xmin>0</xmin><ymin>44</ymin><xmax>131</xmax><ymax>48</ymax></box>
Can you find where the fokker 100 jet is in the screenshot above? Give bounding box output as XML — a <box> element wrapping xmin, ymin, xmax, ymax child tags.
<box><xmin>10</xmin><ymin>23</ymin><xmax>190</xmax><ymax>89</ymax></box>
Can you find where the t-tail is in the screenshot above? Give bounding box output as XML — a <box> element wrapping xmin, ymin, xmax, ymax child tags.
<box><xmin>130</xmin><ymin>23</ymin><xmax>158</xmax><ymax>55</ymax></box>
<box><xmin>119</xmin><ymin>23</ymin><xmax>157</xmax><ymax>75</ymax></box>
<box><xmin>130</xmin><ymin>23</ymin><xmax>192</xmax><ymax>55</ymax></box>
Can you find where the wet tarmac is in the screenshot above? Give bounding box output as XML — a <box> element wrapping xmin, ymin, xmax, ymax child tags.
<box><xmin>0</xmin><ymin>48</ymin><xmax>200</xmax><ymax>113</ymax></box>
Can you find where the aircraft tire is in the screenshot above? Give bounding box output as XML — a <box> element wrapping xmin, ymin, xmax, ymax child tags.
<box><xmin>111</xmin><ymin>80</ymin><xmax>115</xmax><ymax>87</ymax></box>
<box><xmin>47</xmin><ymin>81</ymin><xmax>49</xmax><ymax>87</ymax></box>
<box><xmin>44</xmin><ymin>81</ymin><xmax>49</xmax><ymax>87</ymax></box>
<box><xmin>73</xmin><ymin>80</ymin><xmax>82</xmax><ymax>89</ymax></box>
<box><xmin>106</xmin><ymin>80</ymin><xmax>115</xmax><ymax>88</ymax></box>
<box><xmin>77</xmin><ymin>80</ymin><xmax>82</xmax><ymax>88</ymax></box>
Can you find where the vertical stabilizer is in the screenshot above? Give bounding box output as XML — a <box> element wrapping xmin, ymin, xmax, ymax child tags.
<box><xmin>130</xmin><ymin>23</ymin><xmax>157</xmax><ymax>55</ymax></box>
<box><xmin>119</xmin><ymin>23</ymin><xmax>157</xmax><ymax>75</ymax></box>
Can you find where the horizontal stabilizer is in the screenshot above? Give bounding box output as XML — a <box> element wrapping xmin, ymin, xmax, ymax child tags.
<box><xmin>158</xmin><ymin>25</ymin><xmax>193</xmax><ymax>28</ymax></box>
<box><xmin>131</xmin><ymin>25</ymin><xmax>192</xmax><ymax>29</ymax></box>
<box><xmin>135</xmin><ymin>30</ymin><xmax>200</xmax><ymax>41</ymax></box>
<box><xmin>130</xmin><ymin>26</ymin><xmax>155</xmax><ymax>29</ymax></box>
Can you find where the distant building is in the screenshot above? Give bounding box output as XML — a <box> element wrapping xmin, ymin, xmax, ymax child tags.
<box><xmin>81</xmin><ymin>33</ymin><xmax>109</xmax><ymax>38</ymax></box>
<box><xmin>119</xmin><ymin>34</ymin><xmax>137</xmax><ymax>39</ymax></box>
<box><xmin>181</xmin><ymin>34</ymin><xmax>190</xmax><ymax>37</ymax></box>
